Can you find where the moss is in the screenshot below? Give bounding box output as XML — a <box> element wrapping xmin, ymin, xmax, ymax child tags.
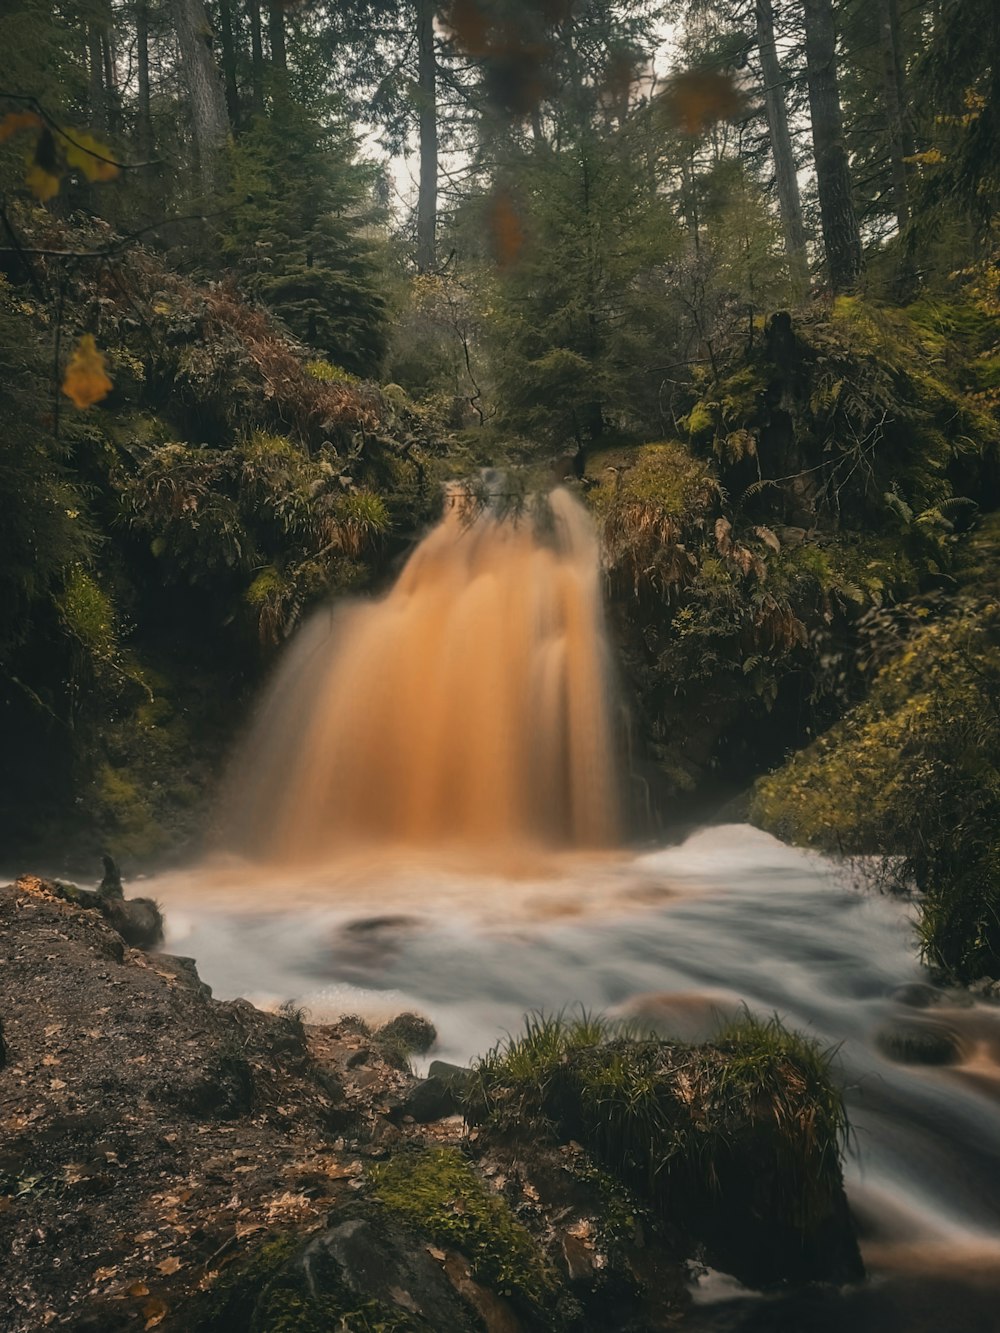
<box><xmin>304</xmin><ymin>358</ymin><xmax>360</xmax><ymax>384</ymax></box>
<box><xmin>194</xmin><ymin>1233</ymin><xmax>424</xmax><ymax>1333</ymax></box>
<box><xmin>370</xmin><ymin>1148</ymin><xmax>561</xmax><ymax>1316</ymax></box>
<box><xmin>468</xmin><ymin>1013</ymin><xmax>857</xmax><ymax>1287</ymax></box>
<box><xmin>57</xmin><ymin>565</ymin><xmax>117</xmax><ymax>658</ymax></box>
<box><xmin>94</xmin><ymin>761</ymin><xmax>165</xmax><ymax>860</ymax></box>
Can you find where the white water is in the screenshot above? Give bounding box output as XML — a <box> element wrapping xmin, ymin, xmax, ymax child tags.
<box><xmin>147</xmin><ymin>823</ymin><xmax>1000</xmax><ymax>1328</ymax></box>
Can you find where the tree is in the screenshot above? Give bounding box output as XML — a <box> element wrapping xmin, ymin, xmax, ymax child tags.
<box><xmin>171</xmin><ymin>0</ymin><xmax>230</xmax><ymax>195</ymax></box>
<box><xmin>223</xmin><ymin>101</ymin><xmax>390</xmax><ymax>375</ymax></box>
<box><xmin>801</xmin><ymin>0</ymin><xmax>862</xmax><ymax>291</ymax></box>
<box><xmin>754</xmin><ymin>0</ymin><xmax>807</xmax><ymax>271</ymax></box>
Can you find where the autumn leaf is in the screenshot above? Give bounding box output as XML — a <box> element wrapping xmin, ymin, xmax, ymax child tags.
<box><xmin>156</xmin><ymin>1256</ymin><xmax>182</xmax><ymax>1275</ymax></box>
<box><xmin>64</xmin><ymin>130</ymin><xmax>120</xmax><ymax>183</ymax></box>
<box><xmin>660</xmin><ymin>71</ymin><xmax>742</xmax><ymax>135</ymax></box>
<box><xmin>444</xmin><ymin>0</ymin><xmax>490</xmax><ymax>56</ymax></box>
<box><xmin>143</xmin><ymin>1298</ymin><xmax>168</xmax><ymax>1330</ymax></box>
<box><xmin>62</xmin><ymin>335</ymin><xmax>113</xmax><ymax>408</ymax></box>
<box><xmin>0</xmin><ymin>110</ymin><xmax>42</xmax><ymax>142</ymax></box>
<box><xmin>488</xmin><ymin>189</ymin><xmax>525</xmax><ymax>267</ymax></box>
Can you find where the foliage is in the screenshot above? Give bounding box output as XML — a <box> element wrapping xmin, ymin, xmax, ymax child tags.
<box><xmin>752</xmin><ymin>582</ymin><xmax>1000</xmax><ymax>983</ymax></box>
<box><xmin>370</xmin><ymin>1148</ymin><xmax>561</xmax><ymax>1317</ymax></box>
<box><xmin>222</xmin><ymin>101</ymin><xmax>390</xmax><ymax>378</ymax></box>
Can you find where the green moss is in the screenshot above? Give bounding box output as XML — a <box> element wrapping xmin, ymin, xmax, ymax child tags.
<box><xmin>370</xmin><ymin>1148</ymin><xmax>561</xmax><ymax>1316</ymax></box>
<box><xmin>304</xmin><ymin>358</ymin><xmax>360</xmax><ymax>384</ymax></box>
<box><xmin>57</xmin><ymin>565</ymin><xmax>116</xmax><ymax>658</ymax></box>
<box><xmin>95</xmin><ymin>761</ymin><xmax>164</xmax><ymax>860</ymax></box>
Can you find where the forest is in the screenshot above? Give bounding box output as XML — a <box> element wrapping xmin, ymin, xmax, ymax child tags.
<box><xmin>3</xmin><ymin>0</ymin><xmax>1000</xmax><ymax>1329</ymax></box>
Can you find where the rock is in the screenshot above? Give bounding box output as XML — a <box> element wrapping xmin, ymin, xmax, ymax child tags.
<box><xmin>428</xmin><ymin>1059</ymin><xmax>474</xmax><ymax>1096</ymax></box>
<box><xmin>379</xmin><ymin>1011</ymin><xmax>437</xmax><ymax>1055</ymax></box>
<box><xmin>100</xmin><ymin>893</ymin><xmax>163</xmax><ymax>949</ymax></box>
<box><xmin>391</xmin><ymin>1075</ymin><xmax>459</xmax><ymax>1124</ymax></box>
<box><xmin>202</xmin><ymin>1207</ymin><xmax>481</xmax><ymax>1331</ymax></box>
<box><xmin>891</xmin><ymin>983</ymin><xmax>942</xmax><ymax>1008</ymax></box>
<box><xmin>968</xmin><ymin>976</ymin><xmax>1000</xmax><ymax>999</ymax></box>
<box><xmin>875</xmin><ymin>1021</ymin><xmax>964</xmax><ymax>1066</ymax></box>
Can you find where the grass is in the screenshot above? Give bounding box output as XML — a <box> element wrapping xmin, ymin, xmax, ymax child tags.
<box><xmin>468</xmin><ymin>1011</ymin><xmax>853</xmax><ymax>1272</ymax></box>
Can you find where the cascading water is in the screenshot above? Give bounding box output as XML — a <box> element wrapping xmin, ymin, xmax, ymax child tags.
<box><xmin>225</xmin><ymin>483</ymin><xmax>622</xmax><ymax>864</ymax></box>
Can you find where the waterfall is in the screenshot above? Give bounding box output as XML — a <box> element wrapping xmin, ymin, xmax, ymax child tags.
<box><xmin>225</xmin><ymin>485</ymin><xmax>622</xmax><ymax>865</ymax></box>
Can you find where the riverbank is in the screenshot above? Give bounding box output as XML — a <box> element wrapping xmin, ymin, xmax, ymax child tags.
<box><xmin>1</xmin><ymin>869</ymin><xmax>860</xmax><ymax>1331</ymax></box>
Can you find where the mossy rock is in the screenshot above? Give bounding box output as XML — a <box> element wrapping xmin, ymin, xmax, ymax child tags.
<box><xmin>369</xmin><ymin>1147</ymin><xmax>563</xmax><ymax>1320</ymax></box>
<box><xmin>468</xmin><ymin>1013</ymin><xmax>862</xmax><ymax>1290</ymax></box>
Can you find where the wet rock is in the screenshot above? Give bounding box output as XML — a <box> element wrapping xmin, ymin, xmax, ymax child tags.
<box><xmin>157</xmin><ymin>953</ymin><xmax>212</xmax><ymax>997</ymax></box>
<box><xmin>875</xmin><ymin>1021</ymin><xmax>964</xmax><ymax>1065</ymax></box>
<box><xmin>891</xmin><ymin>982</ymin><xmax>943</xmax><ymax>1008</ymax></box>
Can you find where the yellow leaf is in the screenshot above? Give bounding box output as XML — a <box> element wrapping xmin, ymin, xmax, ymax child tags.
<box><xmin>64</xmin><ymin>130</ymin><xmax>120</xmax><ymax>183</ymax></box>
<box><xmin>26</xmin><ymin>163</ymin><xmax>60</xmax><ymax>202</ymax></box>
<box><xmin>157</xmin><ymin>1256</ymin><xmax>182</xmax><ymax>1275</ymax></box>
<box><xmin>62</xmin><ymin>334</ymin><xmax>113</xmax><ymax>408</ymax></box>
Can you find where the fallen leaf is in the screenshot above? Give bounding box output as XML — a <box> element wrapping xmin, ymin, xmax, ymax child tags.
<box><xmin>157</xmin><ymin>1256</ymin><xmax>182</xmax><ymax>1275</ymax></box>
<box><xmin>143</xmin><ymin>1297</ymin><xmax>168</xmax><ymax>1329</ymax></box>
<box><xmin>49</xmin><ymin>1078</ymin><xmax>66</xmax><ymax>1090</ymax></box>
<box><xmin>62</xmin><ymin>334</ymin><xmax>113</xmax><ymax>408</ymax></box>
<box><xmin>127</xmin><ymin>1282</ymin><xmax>150</xmax><ymax>1298</ymax></box>
<box><xmin>93</xmin><ymin>1265</ymin><xmax>118</xmax><ymax>1282</ymax></box>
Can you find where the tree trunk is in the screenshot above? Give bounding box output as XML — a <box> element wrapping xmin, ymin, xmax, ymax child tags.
<box><xmin>87</xmin><ymin>23</ymin><xmax>106</xmax><ymax>134</ymax></box>
<box><xmin>415</xmin><ymin>0</ymin><xmax>437</xmax><ymax>272</ymax></box>
<box><xmin>137</xmin><ymin>0</ymin><xmax>153</xmax><ymax>155</ymax></box>
<box><xmin>755</xmin><ymin>0</ymin><xmax>807</xmax><ymax>273</ymax></box>
<box><xmin>802</xmin><ymin>0</ymin><xmax>863</xmax><ymax>292</ymax></box>
<box><xmin>102</xmin><ymin>31</ymin><xmax>119</xmax><ymax>134</ymax></box>
<box><xmin>877</xmin><ymin>0</ymin><xmax>910</xmax><ymax>232</ymax></box>
<box><xmin>218</xmin><ymin>0</ymin><xmax>241</xmax><ymax>131</ymax></box>
<box><xmin>247</xmin><ymin>0</ymin><xmax>265</xmax><ymax>114</ymax></box>
<box><xmin>267</xmin><ymin>1</ymin><xmax>286</xmax><ymax>74</ymax></box>
<box><xmin>171</xmin><ymin>0</ymin><xmax>229</xmax><ymax>197</ymax></box>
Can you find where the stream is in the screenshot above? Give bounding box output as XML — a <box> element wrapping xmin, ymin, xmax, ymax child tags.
<box><xmin>148</xmin><ymin>821</ymin><xmax>1000</xmax><ymax>1331</ymax></box>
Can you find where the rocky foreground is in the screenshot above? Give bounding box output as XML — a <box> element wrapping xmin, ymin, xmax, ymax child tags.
<box><xmin>1</xmin><ymin>876</ymin><xmax>862</xmax><ymax>1331</ymax></box>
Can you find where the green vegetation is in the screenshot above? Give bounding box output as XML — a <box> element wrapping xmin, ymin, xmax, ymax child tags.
<box><xmin>469</xmin><ymin>1012</ymin><xmax>858</xmax><ymax>1286</ymax></box>
<box><xmin>370</xmin><ymin>1147</ymin><xmax>562</xmax><ymax>1316</ymax></box>
<box><xmin>752</xmin><ymin>543</ymin><xmax>1000</xmax><ymax>982</ymax></box>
